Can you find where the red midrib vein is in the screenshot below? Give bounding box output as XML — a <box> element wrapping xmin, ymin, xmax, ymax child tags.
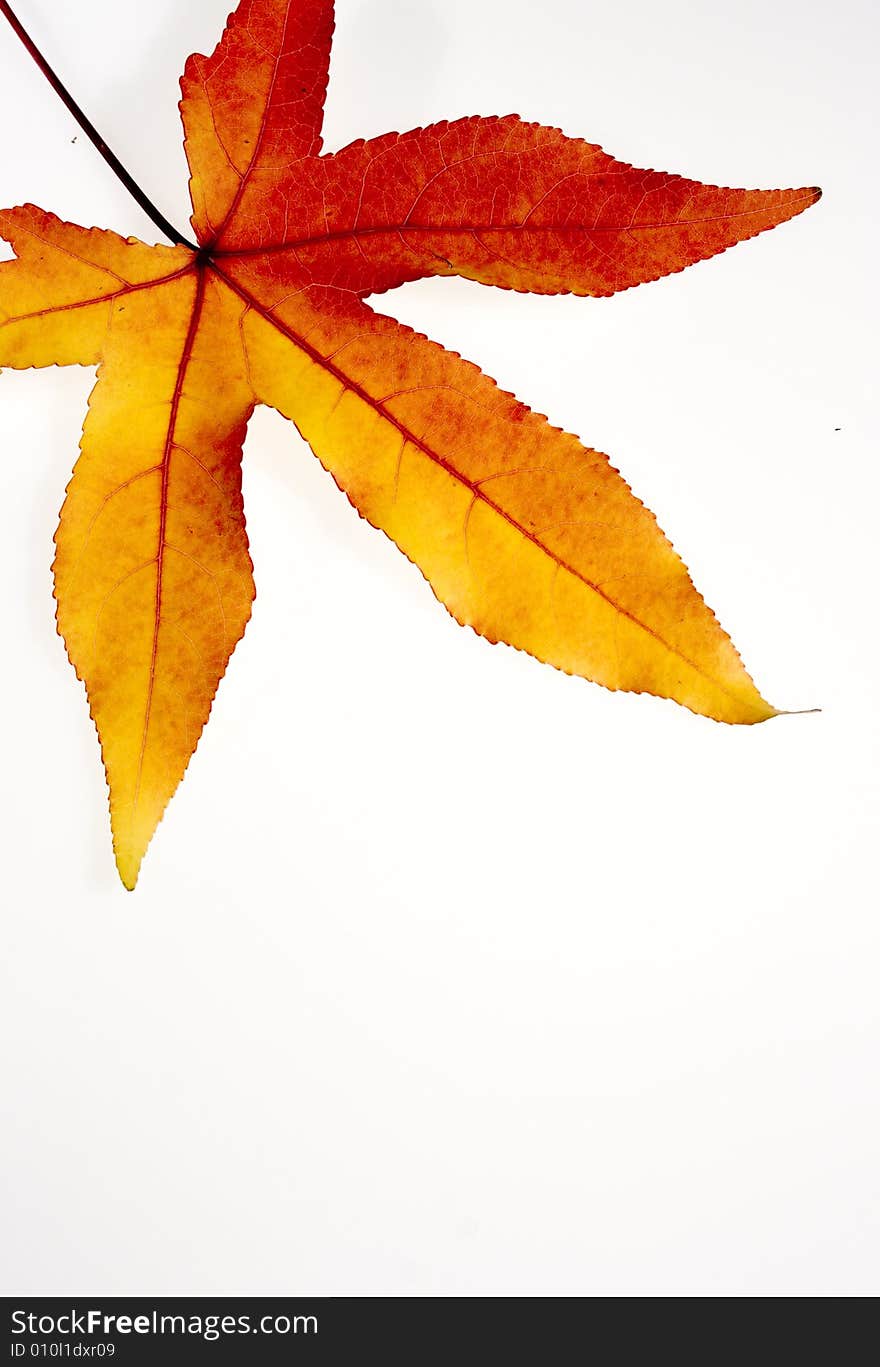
<box><xmin>130</xmin><ymin>265</ymin><xmax>207</xmax><ymax>818</ymax></box>
<box><xmin>210</xmin><ymin>3</ymin><xmax>296</xmax><ymax>246</ymax></box>
<box><xmin>212</xmin><ymin>261</ymin><xmax>763</xmax><ymax>716</ymax></box>
<box><xmin>218</xmin><ymin>191</ymin><xmax>818</xmax><ymax>259</ymax></box>
<box><xmin>0</xmin><ymin>262</ymin><xmax>195</xmax><ymax>329</ymax></box>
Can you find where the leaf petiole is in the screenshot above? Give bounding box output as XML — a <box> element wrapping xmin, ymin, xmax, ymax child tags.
<box><xmin>0</xmin><ymin>0</ymin><xmax>196</xmax><ymax>250</ymax></box>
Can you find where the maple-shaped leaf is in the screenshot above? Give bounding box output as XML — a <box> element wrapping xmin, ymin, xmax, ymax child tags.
<box><xmin>0</xmin><ymin>0</ymin><xmax>819</xmax><ymax>889</ymax></box>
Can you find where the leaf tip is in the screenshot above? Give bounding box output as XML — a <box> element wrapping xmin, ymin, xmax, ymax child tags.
<box><xmin>115</xmin><ymin>850</ymin><xmax>143</xmax><ymax>893</ymax></box>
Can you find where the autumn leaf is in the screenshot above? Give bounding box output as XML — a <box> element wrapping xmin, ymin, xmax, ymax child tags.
<box><xmin>0</xmin><ymin>0</ymin><xmax>819</xmax><ymax>889</ymax></box>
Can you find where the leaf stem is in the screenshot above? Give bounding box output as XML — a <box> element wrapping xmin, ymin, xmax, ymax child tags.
<box><xmin>0</xmin><ymin>1</ymin><xmax>196</xmax><ymax>250</ymax></box>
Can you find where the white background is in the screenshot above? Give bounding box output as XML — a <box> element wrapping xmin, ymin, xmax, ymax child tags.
<box><xmin>1</xmin><ymin>0</ymin><xmax>877</xmax><ymax>1295</ymax></box>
